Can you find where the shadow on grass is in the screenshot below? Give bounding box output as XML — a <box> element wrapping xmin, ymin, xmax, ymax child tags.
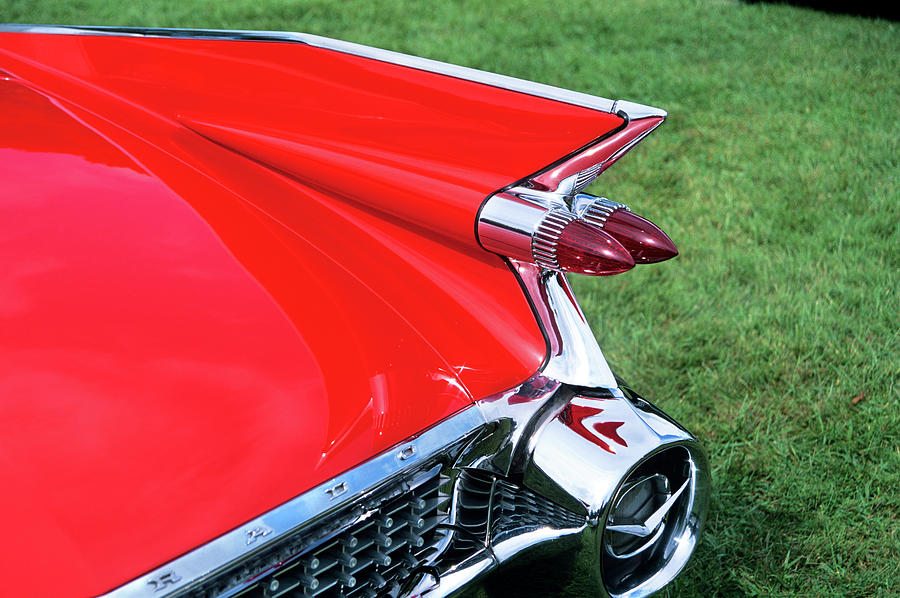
<box><xmin>670</xmin><ymin>460</ymin><xmax>808</xmax><ymax>597</ymax></box>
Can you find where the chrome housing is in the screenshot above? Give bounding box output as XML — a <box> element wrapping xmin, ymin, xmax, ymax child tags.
<box><xmin>476</xmin><ymin>101</ymin><xmax>667</xmax><ymax>280</ymax></box>
<box><xmin>601</xmin><ymin>444</ymin><xmax>709</xmax><ymax>598</ymax></box>
<box><xmin>478</xmin><ymin>190</ymin><xmax>639</xmax><ymax>277</ymax></box>
<box><xmin>520</xmin><ymin>388</ymin><xmax>709</xmax><ymax>598</ymax></box>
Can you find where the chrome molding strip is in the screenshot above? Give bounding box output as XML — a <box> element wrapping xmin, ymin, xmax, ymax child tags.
<box><xmin>98</xmin><ymin>406</ymin><xmax>487</xmax><ymax>598</ymax></box>
<box><xmin>511</xmin><ymin>261</ymin><xmax>618</xmax><ymax>389</ymax></box>
<box><xmin>0</xmin><ymin>24</ymin><xmax>665</xmax><ymax>117</ymax></box>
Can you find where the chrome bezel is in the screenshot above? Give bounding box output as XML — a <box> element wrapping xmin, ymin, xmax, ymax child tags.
<box><xmin>598</xmin><ymin>442</ymin><xmax>710</xmax><ymax>598</ymax></box>
<box><xmin>578</xmin><ymin>196</ymin><xmax>630</xmax><ymax>229</ymax></box>
<box><xmin>531</xmin><ymin>209</ymin><xmax>577</xmax><ymax>270</ymax></box>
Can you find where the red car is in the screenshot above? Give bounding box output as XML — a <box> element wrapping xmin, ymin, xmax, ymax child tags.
<box><xmin>0</xmin><ymin>25</ymin><xmax>709</xmax><ymax>598</ymax></box>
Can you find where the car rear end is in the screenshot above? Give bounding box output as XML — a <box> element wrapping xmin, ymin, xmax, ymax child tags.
<box><xmin>0</xmin><ymin>25</ymin><xmax>709</xmax><ymax>598</ymax></box>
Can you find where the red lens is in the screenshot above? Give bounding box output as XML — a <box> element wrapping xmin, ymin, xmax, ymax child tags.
<box><xmin>604</xmin><ymin>209</ymin><xmax>678</xmax><ymax>264</ymax></box>
<box><xmin>556</xmin><ymin>220</ymin><xmax>634</xmax><ymax>276</ymax></box>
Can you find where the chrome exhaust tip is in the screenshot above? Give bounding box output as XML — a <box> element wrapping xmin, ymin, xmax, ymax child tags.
<box><xmin>601</xmin><ymin>443</ymin><xmax>709</xmax><ymax>597</ymax></box>
<box><xmin>523</xmin><ymin>389</ymin><xmax>710</xmax><ymax>597</ymax></box>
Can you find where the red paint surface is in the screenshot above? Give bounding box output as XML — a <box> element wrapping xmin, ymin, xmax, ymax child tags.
<box><xmin>0</xmin><ymin>32</ymin><xmax>625</xmax><ymax>597</ymax></box>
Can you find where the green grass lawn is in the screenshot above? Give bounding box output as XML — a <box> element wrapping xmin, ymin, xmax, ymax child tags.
<box><xmin>3</xmin><ymin>1</ymin><xmax>897</xmax><ymax>596</ymax></box>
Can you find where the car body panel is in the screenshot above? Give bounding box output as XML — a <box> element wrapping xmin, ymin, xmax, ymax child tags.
<box><xmin>1</xmin><ymin>77</ymin><xmax>479</xmax><ymax>597</ymax></box>
<box><xmin>0</xmin><ymin>32</ymin><xmax>630</xmax><ymax>597</ymax></box>
<box><xmin>0</xmin><ymin>32</ymin><xmax>625</xmax><ymax>242</ymax></box>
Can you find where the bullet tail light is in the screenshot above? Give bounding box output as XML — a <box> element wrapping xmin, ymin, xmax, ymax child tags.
<box><xmin>533</xmin><ymin>209</ymin><xmax>635</xmax><ymax>275</ymax></box>
<box><xmin>578</xmin><ymin>197</ymin><xmax>678</xmax><ymax>264</ymax></box>
<box><xmin>477</xmin><ymin>106</ymin><xmax>676</xmax><ymax>275</ymax></box>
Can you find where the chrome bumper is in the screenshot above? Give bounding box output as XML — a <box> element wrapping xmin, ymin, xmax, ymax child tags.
<box><xmin>103</xmin><ymin>375</ymin><xmax>708</xmax><ymax>598</ymax></box>
<box><xmin>413</xmin><ymin>378</ymin><xmax>710</xmax><ymax>598</ymax></box>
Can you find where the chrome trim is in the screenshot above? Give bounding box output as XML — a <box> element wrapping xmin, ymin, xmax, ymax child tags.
<box><xmin>606</xmin><ymin>476</ymin><xmax>688</xmax><ymax>540</ymax></box>
<box><xmin>96</xmin><ymin>374</ymin><xmax>566</xmax><ymax>598</ymax></box>
<box><xmin>611</xmin><ymin>99</ymin><xmax>668</xmax><ymax>120</ymax></box>
<box><xmin>503</xmin><ymin>185</ymin><xmax>571</xmax><ymax>208</ymax></box>
<box><xmin>531</xmin><ymin>209</ymin><xmax>576</xmax><ymax>270</ymax></box>
<box><xmin>473</xmin><ymin>374</ymin><xmax>562</xmax><ymax>475</ymax></box>
<box><xmin>491</xmin><ymin>526</ymin><xmax>586</xmax><ymax>564</ymax></box>
<box><xmin>98</xmin><ymin>407</ymin><xmax>487</xmax><ymax>598</ymax></box>
<box><xmin>477</xmin><ymin>151</ymin><xmax>660</xmax><ymax>391</ymax></box>
<box><xmin>524</xmin><ymin>394</ymin><xmax>696</xmax><ymax>520</ymax></box>
<box><xmin>526</xmin><ymin>113</ymin><xmax>667</xmax><ymax>197</ymax></box>
<box><xmin>477</xmin><ymin>192</ymin><xmax>554</xmax><ymax>264</ymax></box>
<box><xmin>522</xmin><ymin>393</ymin><xmax>709</xmax><ymax>598</ymax></box>
<box><xmin>607</xmin><ymin>519</ymin><xmax>666</xmax><ymax>560</ymax></box>
<box><xmin>576</xmin><ymin>195</ymin><xmax>630</xmax><ymax>225</ymax></box>
<box><xmin>478</xmin><ymin>192</ymin><xmax>633</xmax><ymax>273</ymax></box>
<box><xmin>0</xmin><ymin>24</ymin><xmax>666</xmax><ymax>118</ymax></box>
<box><xmin>476</xmin><ymin>110</ymin><xmax>664</xmax><ymax>266</ymax></box>
<box><xmin>511</xmin><ymin>261</ymin><xmax>618</xmax><ymax>389</ymax></box>
<box><xmin>412</xmin><ymin>554</ymin><xmax>494</xmax><ymax>597</ymax></box>
<box><xmin>96</xmin><ymin>373</ymin><xmax>707</xmax><ymax>598</ymax></box>
<box><xmin>417</xmin><ymin>389</ymin><xmax>709</xmax><ymax>598</ymax></box>
<box><xmin>602</xmin><ymin>446</ymin><xmax>709</xmax><ymax>598</ymax></box>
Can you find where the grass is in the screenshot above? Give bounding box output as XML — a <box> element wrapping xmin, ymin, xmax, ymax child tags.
<box><xmin>3</xmin><ymin>1</ymin><xmax>897</xmax><ymax>596</ymax></box>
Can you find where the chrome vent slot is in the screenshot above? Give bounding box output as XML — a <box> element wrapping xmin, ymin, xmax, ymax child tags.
<box><xmin>491</xmin><ymin>478</ymin><xmax>585</xmax><ymax>539</ymax></box>
<box><xmin>572</xmin><ymin>163</ymin><xmax>602</xmax><ymax>194</ymax></box>
<box><xmin>449</xmin><ymin>469</ymin><xmax>585</xmax><ymax>555</ymax></box>
<box><xmin>449</xmin><ymin>470</ymin><xmax>493</xmax><ymax>553</ymax></box>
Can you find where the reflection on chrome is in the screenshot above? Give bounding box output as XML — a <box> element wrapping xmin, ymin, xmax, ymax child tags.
<box><xmin>510</xmin><ymin>261</ymin><xmax>618</xmax><ymax>388</ymax></box>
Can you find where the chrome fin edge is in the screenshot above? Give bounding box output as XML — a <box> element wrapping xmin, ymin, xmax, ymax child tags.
<box><xmin>0</xmin><ymin>24</ymin><xmax>664</xmax><ymax>118</ymax></box>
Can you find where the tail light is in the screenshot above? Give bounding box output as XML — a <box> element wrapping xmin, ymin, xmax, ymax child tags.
<box><xmin>533</xmin><ymin>211</ymin><xmax>634</xmax><ymax>275</ymax></box>
<box><xmin>578</xmin><ymin>197</ymin><xmax>678</xmax><ymax>264</ymax></box>
<box><xmin>477</xmin><ymin>108</ymin><xmax>676</xmax><ymax>275</ymax></box>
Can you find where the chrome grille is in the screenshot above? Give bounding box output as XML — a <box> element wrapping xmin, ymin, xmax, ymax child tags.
<box><xmin>183</xmin><ymin>439</ymin><xmax>585</xmax><ymax>598</ymax></box>
<box><xmin>491</xmin><ymin>477</ymin><xmax>585</xmax><ymax>537</ymax></box>
<box><xmin>222</xmin><ymin>467</ymin><xmax>449</xmax><ymax>598</ymax></box>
